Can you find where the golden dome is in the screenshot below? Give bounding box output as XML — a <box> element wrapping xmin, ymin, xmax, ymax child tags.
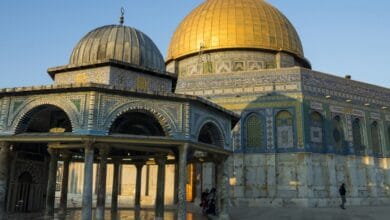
<box><xmin>70</xmin><ymin>25</ymin><xmax>165</xmax><ymax>72</ymax></box>
<box><xmin>167</xmin><ymin>0</ymin><xmax>304</xmax><ymax>62</ymax></box>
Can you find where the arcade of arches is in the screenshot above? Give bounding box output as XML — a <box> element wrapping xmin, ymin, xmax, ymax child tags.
<box><xmin>0</xmin><ymin>105</ymin><xmax>232</xmax><ymax>220</ymax></box>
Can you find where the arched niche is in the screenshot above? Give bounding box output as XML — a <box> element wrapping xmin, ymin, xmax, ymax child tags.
<box><xmin>197</xmin><ymin>122</ymin><xmax>224</xmax><ymax>148</ymax></box>
<box><xmin>109</xmin><ymin>110</ymin><xmax>166</xmax><ymax>136</ymax></box>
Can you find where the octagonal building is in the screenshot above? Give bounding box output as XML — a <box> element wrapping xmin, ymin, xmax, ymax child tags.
<box><xmin>167</xmin><ymin>0</ymin><xmax>390</xmax><ymax>207</ymax></box>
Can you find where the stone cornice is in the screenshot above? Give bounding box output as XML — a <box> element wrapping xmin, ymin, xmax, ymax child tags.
<box><xmin>0</xmin><ymin>83</ymin><xmax>239</xmax><ymax>123</ymax></box>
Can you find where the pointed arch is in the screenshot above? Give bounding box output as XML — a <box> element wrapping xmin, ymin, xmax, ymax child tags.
<box><xmin>10</xmin><ymin>98</ymin><xmax>79</xmax><ymax>134</ymax></box>
<box><xmin>109</xmin><ymin>109</ymin><xmax>166</xmax><ymax>136</ymax></box>
<box><xmin>197</xmin><ymin>120</ymin><xmax>224</xmax><ymax>148</ymax></box>
<box><xmin>15</xmin><ymin>104</ymin><xmax>73</xmax><ymax>134</ymax></box>
<box><xmin>103</xmin><ymin>104</ymin><xmax>174</xmax><ymax>137</ymax></box>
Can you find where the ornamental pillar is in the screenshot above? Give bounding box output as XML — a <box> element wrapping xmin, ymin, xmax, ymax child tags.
<box><xmin>0</xmin><ymin>142</ymin><xmax>11</xmax><ymax>220</ymax></box>
<box><xmin>134</xmin><ymin>162</ymin><xmax>144</xmax><ymax>210</ymax></box>
<box><xmin>96</xmin><ymin>147</ymin><xmax>109</xmax><ymax>220</ymax></box>
<box><xmin>59</xmin><ymin>152</ymin><xmax>72</xmax><ymax>214</ymax></box>
<box><xmin>177</xmin><ymin>144</ymin><xmax>189</xmax><ymax>220</ymax></box>
<box><xmin>155</xmin><ymin>156</ymin><xmax>167</xmax><ymax>220</ymax></box>
<box><xmin>111</xmin><ymin>157</ymin><xmax>121</xmax><ymax>213</ymax></box>
<box><xmin>45</xmin><ymin>147</ymin><xmax>59</xmax><ymax>216</ymax></box>
<box><xmin>82</xmin><ymin>142</ymin><xmax>94</xmax><ymax>220</ymax></box>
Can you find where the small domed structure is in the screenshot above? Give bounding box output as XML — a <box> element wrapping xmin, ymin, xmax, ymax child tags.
<box><xmin>69</xmin><ymin>25</ymin><xmax>165</xmax><ymax>72</ymax></box>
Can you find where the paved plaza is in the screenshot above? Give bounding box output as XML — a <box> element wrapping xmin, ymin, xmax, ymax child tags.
<box><xmin>4</xmin><ymin>205</ymin><xmax>390</xmax><ymax>220</ymax></box>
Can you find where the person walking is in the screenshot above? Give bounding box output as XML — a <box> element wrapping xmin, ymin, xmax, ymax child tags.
<box><xmin>339</xmin><ymin>183</ymin><xmax>347</xmax><ymax>209</ymax></box>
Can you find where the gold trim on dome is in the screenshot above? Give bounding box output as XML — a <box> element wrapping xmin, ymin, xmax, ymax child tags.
<box><xmin>167</xmin><ymin>0</ymin><xmax>304</xmax><ymax>61</ymax></box>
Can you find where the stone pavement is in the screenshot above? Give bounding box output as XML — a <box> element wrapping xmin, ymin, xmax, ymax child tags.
<box><xmin>227</xmin><ymin>206</ymin><xmax>390</xmax><ymax>220</ymax></box>
<box><xmin>4</xmin><ymin>205</ymin><xmax>390</xmax><ymax>220</ymax></box>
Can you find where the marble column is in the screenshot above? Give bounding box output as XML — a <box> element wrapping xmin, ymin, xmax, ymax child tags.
<box><xmin>59</xmin><ymin>152</ymin><xmax>72</xmax><ymax>214</ymax></box>
<box><xmin>216</xmin><ymin>156</ymin><xmax>230</xmax><ymax>220</ymax></box>
<box><xmin>134</xmin><ymin>162</ymin><xmax>144</xmax><ymax>210</ymax></box>
<box><xmin>194</xmin><ymin>163</ymin><xmax>203</xmax><ymax>205</ymax></box>
<box><xmin>173</xmin><ymin>159</ymin><xmax>179</xmax><ymax>205</ymax></box>
<box><xmin>82</xmin><ymin>142</ymin><xmax>94</xmax><ymax>220</ymax></box>
<box><xmin>0</xmin><ymin>142</ymin><xmax>10</xmax><ymax>220</ymax></box>
<box><xmin>155</xmin><ymin>156</ymin><xmax>167</xmax><ymax>220</ymax></box>
<box><xmin>96</xmin><ymin>147</ymin><xmax>109</xmax><ymax>220</ymax></box>
<box><xmin>45</xmin><ymin>147</ymin><xmax>59</xmax><ymax>216</ymax></box>
<box><xmin>111</xmin><ymin>158</ymin><xmax>121</xmax><ymax>213</ymax></box>
<box><xmin>177</xmin><ymin>144</ymin><xmax>189</xmax><ymax>220</ymax></box>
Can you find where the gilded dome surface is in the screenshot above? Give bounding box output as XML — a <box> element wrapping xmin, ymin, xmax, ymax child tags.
<box><xmin>70</xmin><ymin>25</ymin><xmax>165</xmax><ymax>71</ymax></box>
<box><xmin>167</xmin><ymin>0</ymin><xmax>304</xmax><ymax>62</ymax></box>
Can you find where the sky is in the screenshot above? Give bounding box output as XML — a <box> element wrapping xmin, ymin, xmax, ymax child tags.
<box><xmin>0</xmin><ymin>0</ymin><xmax>389</xmax><ymax>88</ymax></box>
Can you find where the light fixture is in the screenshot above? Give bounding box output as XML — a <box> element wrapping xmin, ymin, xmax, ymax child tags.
<box><xmin>382</xmin><ymin>106</ymin><xmax>388</xmax><ymax>110</ymax></box>
<box><xmin>325</xmin><ymin>95</ymin><xmax>331</xmax><ymax>99</ymax></box>
<box><xmin>364</xmin><ymin>103</ymin><xmax>370</xmax><ymax>106</ymax></box>
<box><xmin>346</xmin><ymin>99</ymin><xmax>352</xmax><ymax>103</ymax></box>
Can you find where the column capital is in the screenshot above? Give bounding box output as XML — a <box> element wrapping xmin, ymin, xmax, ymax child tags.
<box><xmin>61</xmin><ymin>151</ymin><xmax>73</xmax><ymax>161</ymax></box>
<box><xmin>83</xmin><ymin>139</ymin><xmax>95</xmax><ymax>150</ymax></box>
<box><xmin>47</xmin><ymin>148</ymin><xmax>59</xmax><ymax>156</ymax></box>
<box><xmin>99</xmin><ymin>147</ymin><xmax>110</xmax><ymax>157</ymax></box>
<box><xmin>155</xmin><ymin>156</ymin><xmax>167</xmax><ymax>165</ymax></box>
<box><xmin>0</xmin><ymin>141</ymin><xmax>11</xmax><ymax>153</ymax></box>
<box><xmin>111</xmin><ymin>156</ymin><xmax>123</xmax><ymax>164</ymax></box>
<box><xmin>134</xmin><ymin>161</ymin><xmax>146</xmax><ymax>169</ymax></box>
<box><xmin>84</xmin><ymin>141</ymin><xmax>95</xmax><ymax>153</ymax></box>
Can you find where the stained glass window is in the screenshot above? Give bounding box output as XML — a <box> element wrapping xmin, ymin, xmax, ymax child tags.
<box><xmin>310</xmin><ymin>112</ymin><xmax>323</xmax><ymax>146</ymax></box>
<box><xmin>276</xmin><ymin>110</ymin><xmax>294</xmax><ymax>148</ymax></box>
<box><xmin>371</xmin><ymin>121</ymin><xmax>381</xmax><ymax>154</ymax></box>
<box><xmin>332</xmin><ymin>115</ymin><xmax>344</xmax><ymax>152</ymax></box>
<box><xmin>387</xmin><ymin>126</ymin><xmax>390</xmax><ymax>153</ymax></box>
<box><xmin>352</xmin><ymin>118</ymin><xmax>364</xmax><ymax>153</ymax></box>
<box><xmin>245</xmin><ymin>114</ymin><xmax>264</xmax><ymax>148</ymax></box>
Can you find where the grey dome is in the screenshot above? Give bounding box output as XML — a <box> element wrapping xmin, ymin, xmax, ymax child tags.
<box><xmin>69</xmin><ymin>25</ymin><xmax>165</xmax><ymax>72</ymax></box>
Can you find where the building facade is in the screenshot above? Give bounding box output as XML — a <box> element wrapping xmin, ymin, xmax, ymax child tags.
<box><xmin>1</xmin><ymin>0</ymin><xmax>390</xmax><ymax>219</ymax></box>
<box><xmin>166</xmin><ymin>0</ymin><xmax>390</xmax><ymax>208</ymax></box>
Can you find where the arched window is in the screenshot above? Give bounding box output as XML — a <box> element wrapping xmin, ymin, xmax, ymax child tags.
<box><xmin>109</xmin><ymin>111</ymin><xmax>165</xmax><ymax>136</ymax></box>
<box><xmin>310</xmin><ymin>112</ymin><xmax>324</xmax><ymax>149</ymax></box>
<box><xmin>198</xmin><ymin>122</ymin><xmax>224</xmax><ymax>147</ymax></box>
<box><xmin>332</xmin><ymin>115</ymin><xmax>344</xmax><ymax>153</ymax></box>
<box><xmin>276</xmin><ymin>110</ymin><xmax>294</xmax><ymax>148</ymax></box>
<box><xmin>352</xmin><ymin>118</ymin><xmax>364</xmax><ymax>154</ymax></box>
<box><xmin>371</xmin><ymin>121</ymin><xmax>381</xmax><ymax>155</ymax></box>
<box><xmin>245</xmin><ymin>114</ymin><xmax>265</xmax><ymax>149</ymax></box>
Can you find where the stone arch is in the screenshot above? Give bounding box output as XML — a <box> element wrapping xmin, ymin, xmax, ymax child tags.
<box><xmin>275</xmin><ymin>110</ymin><xmax>294</xmax><ymax>149</ymax></box>
<box><xmin>243</xmin><ymin>112</ymin><xmax>266</xmax><ymax>150</ymax></box>
<box><xmin>10</xmin><ymin>98</ymin><xmax>79</xmax><ymax>134</ymax></box>
<box><xmin>196</xmin><ymin>119</ymin><xmax>225</xmax><ymax>148</ymax></box>
<box><xmin>104</xmin><ymin>104</ymin><xmax>174</xmax><ymax>137</ymax></box>
<box><xmin>13</xmin><ymin>162</ymin><xmax>41</xmax><ymax>184</ymax></box>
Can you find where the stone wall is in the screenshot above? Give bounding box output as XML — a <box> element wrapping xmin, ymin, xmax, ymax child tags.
<box><xmin>228</xmin><ymin>153</ymin><xmax>390</xmax><ymax>207</ymax></box>
<box><xmin>54</xmin><ymin>66</ymin><xmax>172</xmax><ymax>93</ymax></box>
